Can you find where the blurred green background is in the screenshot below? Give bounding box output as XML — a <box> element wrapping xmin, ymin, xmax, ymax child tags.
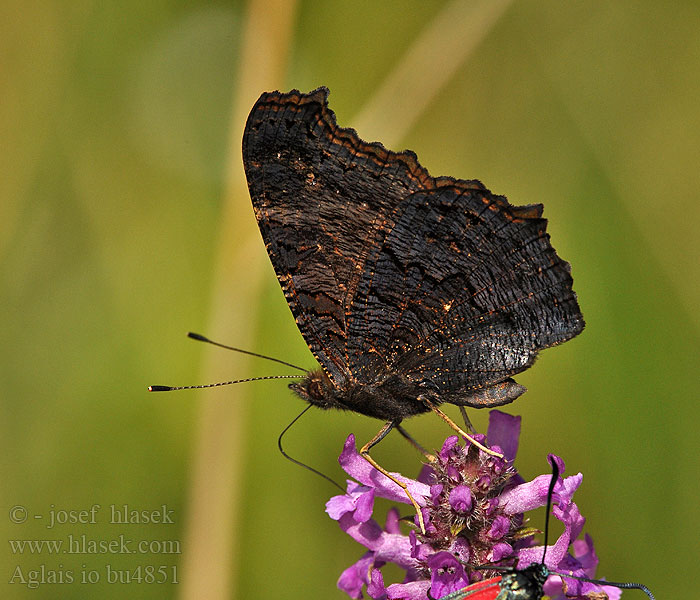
<box><xmin>2</xmin><ymin>1</ymin><xmax>698</xmax><ymax>599</ymax></box>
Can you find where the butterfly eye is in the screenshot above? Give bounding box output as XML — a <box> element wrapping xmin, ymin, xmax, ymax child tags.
<box><xmin>307</xmin><ymin>378</ymin><xmax>326</xmax><ymax>400</ymax></box>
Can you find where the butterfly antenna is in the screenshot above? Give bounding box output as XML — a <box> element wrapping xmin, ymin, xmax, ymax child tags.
<box><xmin>187</xmin><ymin>332</ymin><xmax>307</xmax><ymax>372</ymax></box>
<box><xmin>541</xmin><ymin>454</ymin><xmax>560</xmax><ymax>566</ymax></box>
<box><xmin>278</xmin><ymin>405</ymin><xmax>345</xmax><ymax>492</ymax></box>
<box><xmin>149</xmin><ymin>375</ymin><xmax>300</xmax><ymax>392</ymax></box>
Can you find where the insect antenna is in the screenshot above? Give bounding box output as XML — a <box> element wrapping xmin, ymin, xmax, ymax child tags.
<box><xmin>148</xmin><ymin>374</ymin><xmax>300</xmax><ymax>392</ymax></box>
<box><xmin>553</xmin><ymin>573</ymin><xmax>656</xmax><ymax>600</ymax></box>
<box><xmin>148</xmin><ymin>332</ymin><xmax>344</xmax><ymax>492</ymax></box>
<box><xmin>148</xmin><ymin>331</ymin><xmax>307</xmax><ymax>391</ymax></box>
<box><xmin>187</xmin><ymin>331</ymin><xmax>307</xmax><ymax>372</ymax></box>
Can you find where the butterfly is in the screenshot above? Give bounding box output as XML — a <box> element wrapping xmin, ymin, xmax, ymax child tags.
<box><xmin>243</xmin><ymin>87</ymin><xmax>584</xmax><ymax>528</ymax></box>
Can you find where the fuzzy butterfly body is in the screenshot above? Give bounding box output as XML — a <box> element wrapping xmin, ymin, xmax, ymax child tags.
<box><xmin>243</xmin><ymin>87</ymin><xmax>584</xmax><ymax>422</ymax></box>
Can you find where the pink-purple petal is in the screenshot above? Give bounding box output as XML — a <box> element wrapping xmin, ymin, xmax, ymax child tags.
<box><xmin>486</xmin><ymin>410</ymin><xmax>521</xmax><ymax>461</ymax></box>
<box><xmin>384</xmin><ymin>507</ymin><xmax>401</xmax><ymax>535</ymax></box>
<box><xmin>499</xmin><ymin>473</ymin><xmax>552</xmax><ymax>514</ymax></box>
<box><xmin>572</xmin><ymin>534</ymin><xmax>599</xmax><ymax>575</ymax></box>
<box><xmin>438</xmin><ymin>436</ymin><xmax>460</xmax><ymax>461</ymax></box>
<box><xmin>326</xmin><ymin>483</ymin><xmax>375</xmax><ymax>523</ymax></box>
<box><xmin>338</xmin><ymin>553</ymin><xmax>374</xmax><ymax>599</ymax></box>
<box><xmin>490</xmin><ymin>542</ymin><xmax>513</xmax><ymax>562</ymax></box>
<box><xmin>386</xmin><ymin>580</ymin><xmax>431</xmax><ymax>600</ymax></box>
<box><xmin>448</xmin><ymin>485</ymin><xmax>473</xmax><ymax>514</ymax></box>
<box><xmin>488</xmin><ymin>515</ymin><xmax>510</xmax><ymax>540</ymax></box>
<box><xmin>339</xmin><ymin>435</ymin><xmax>430</xmax><ymax>505</ymax></box>
<box><xmin>338</xmin><ymin>513</ymin><xmax>385</xmax><ymax>550</ymax></box>
<box><xmin>326</xmin><ymin>494</ymin><xmax>358</xmax><ymax>520</ymax></box>
<box><xmin>354</xmin><ymin>487</ymin><xmax>376</xmax><ymax>523</ymax></box>
<box><xmin>553</xmin><ymin>498</ymin><xmax>585</xmax><ymax>541</ymax></box>
<box><xmin>427</xmin><ymin>552</ymin><xmax>469</xmax><ymax>597</ymax></box>
<box><xmin>367</xmin><ymin>568</ymin><xmax>387</xmax><ymax>599</ymax></box>
<box><xmin>449</xmin><ymin>537</ymin><xmax>470</xmax><ymax>563</ymax></box>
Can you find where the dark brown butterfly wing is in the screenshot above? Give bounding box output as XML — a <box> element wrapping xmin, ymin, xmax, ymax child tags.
<box><xmin>344</xmin><ymin>185</ymin><xmax>584</xmax><ymax>404</ymax></box>
<box><xmin>244</xmin><ymin>87</ymin><xmax>443</xmax><ymax>386</ymax></box>
<box><xmin>243</xmin><ymin>87</ymin><xmax>583</xmax><ymax>405</ymax></box>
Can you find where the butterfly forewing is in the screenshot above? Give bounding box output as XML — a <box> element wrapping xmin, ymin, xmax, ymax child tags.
<box><xmin>243</xmin><ymin>87</ymin><xmax>435</xmax><ymax>386</ymax></box>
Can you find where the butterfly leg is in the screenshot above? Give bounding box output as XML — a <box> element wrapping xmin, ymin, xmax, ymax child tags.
<box><xmin>458</xmin><ymin>406</ymin><xmax>477</xmax><ymax>434</ymax></box>
<box><xmin>421</xmin><ymin>398</ymin><xmax>503</xmax><ymax>458</ymax></box>
<box><xmin>396</xmin><ymin>424</ymin><xmax>436</xmax><ymax>463</ymax></box>
<box><xmin>360</xmin><ymin>420</ymin><xmax>427</xmax><ymax>533</ymax></box>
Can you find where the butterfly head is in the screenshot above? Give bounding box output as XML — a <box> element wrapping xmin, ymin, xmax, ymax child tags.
<box><xmin>289</xmin><ymin>369</ymin><xmax>337</xmax><ymax>410</ymax></box>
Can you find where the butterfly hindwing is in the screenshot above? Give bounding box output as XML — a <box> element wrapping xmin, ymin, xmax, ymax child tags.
<box><xmin>344</xmin><ymin>184</ymin><xmax>583</xmax><ymax>402</ymax></box>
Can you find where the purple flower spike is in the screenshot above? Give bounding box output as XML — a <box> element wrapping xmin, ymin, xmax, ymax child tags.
<box><xmin>327</xmin><ymin>411</ymin><xmax>617</xmax><ymax>600</ymax></box>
